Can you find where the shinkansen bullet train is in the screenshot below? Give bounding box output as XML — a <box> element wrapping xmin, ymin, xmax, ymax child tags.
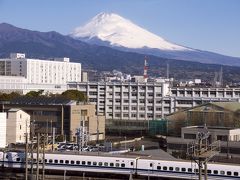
<box><xmin>0</xmin><ymin>151</ymin><xmax>240</xmax><ymax>179</ymax></box>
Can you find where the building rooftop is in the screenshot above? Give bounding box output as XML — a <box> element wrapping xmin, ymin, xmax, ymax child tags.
<box><xmin>10</xmin><ymin>97</ymin><xmax>74</xmax><ymax>105</ymax></box>
<box><xmin>211</xmin><ymin>102</ymin><xmax>240</xmax><ymax>112</ymax></box>
<box><xmin>8</xmin><ymin>108</ymin><xmax>21</xmax><ymax>112</ymax></box>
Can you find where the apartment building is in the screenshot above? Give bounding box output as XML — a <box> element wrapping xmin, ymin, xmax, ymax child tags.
<box><xmin>0</xmin><ymin>53</ymin><xmax>81</xmax><ymax>84</ymax></box>
<box><xmin>68</xmin><ymin>81</ymin><xmax>171</xmax><ymax>120</ymax></box>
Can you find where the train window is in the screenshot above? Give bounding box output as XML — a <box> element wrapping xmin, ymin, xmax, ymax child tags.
<box><xmin>175</xmin><ymin>167</ymin><xmax>180</xmax><ymax>171</ymax></box>
<box><xmin>54</xmin><ymin>160</ymin><xmax>58</xmax><ymax>163</ymax></box>
<box><xmin>213</xmin><ymin>170</ymin><xmax>218</xmax><ymax>174</ymax></box>
<box><xmin>163</xmin><ymin>166</ymin><xmax>167</xmax><ymax>170</ymax></box>
<box><xmin>220</xmin><ymin>171</ymin><xmax>225</xmax><ymax>175</ymax></box>
<box><xmin>49</xmin><ymin>159</ymin><xmax>53</xmax><ymax>163</ymax></box>
<box><xmin>157</xmin><ymin>166</ymin><xmax>161</xmax><ymax>170</ymax></box>
<box><xmin>45</xmin><ymin>159</ymin><xmax>47</xmax><ymax>163</ymax></box>
<box><xmin>169</xmin><ymin>167</ymin><xmax>173</xmax><ymax>171</ymax></box>
<box><xmin>150</xmin><ymin>163</ymin><xmax>153</xmax><ymax>167</ymax></box>
<box><xmin>98</xmin><ymin>162</ymin><xmax>103</xmax><ymax>166</ymax></box>
<box><xmin>115</xmin><ymin>163</ymin><xmax>120</xmax><ymax>167</ymax></box>
<box><xmin>181</xmin><ymin>168</ymin><xmax>186</xmax><ymax>172</ymax></box>
<box><xmin>110</xmin><ymin>163</ymin><xmax>114</xmax><ymax>167</ymax></box>
<box><xmin>60</xmin><ymin>160</ymin><xmax>64</xmax><ymax>164</ymax></box>
<box><xmin>71</xmin><ymin>161</ymin><xmax>75</xmax><ymax>165</ymax></box>
<box><xmin>227</xmin><ymin>171</ymin><xmax>232</xmax><ymax>176</ymax></box>
<box><xmin>104</xmin><ymin>162</ymin><xmax>108</xmax><ymax>166</ymax></box>
<box><xmin>16</xmin><ymin>158</ymin><xmax>20</xmax><ymax>162</ymax></box>
<box><xmin>234</xmin><ymin>172</ymin><xmax>239</xmax><ymax>176</ymax></box>
<box><xmin>121</xmin><ymin>163</ymin><xmax>125</xmax><ymax>168</ymax></box>
<box><xmin>76</xmin><ymin>161</ymin><xmax>80</xmax><ymax>165</ymax></box>
<box><xmin>130</xmin><ymin>162</ymin><xmax>133</xmax><ymax>166</ymax></box>
<box><xmin>87</xmin><ymin>161</ymin><xmax>91</xmax><ymax>165</ymax></box>
<box><xmin>93</xmin><ymin>162</ymin><xmax>97</xmax><ymax>166</ymax></box>
<box><xmin>207</xmin><ymin>170</ymin><xmax>211</xmax><ymax>174</ymax></box>
<box><xmin>82</xmin><ymin>161</ymin><xmax>86</xmax><ymax>165</ymax></box>
<box><xmin>194</xmin><ymin>169</ymin><xmax>198</xmax><ymax>173</ymax></box>
<box><xmin>65</xmin><ymin>160</ymin><xmax>69</xmax><ymax>164</ymax></box>
<box><xmin>188</xmin><ymin>168</ymin><xmax>192</xmax><ymax>172</ymax></box>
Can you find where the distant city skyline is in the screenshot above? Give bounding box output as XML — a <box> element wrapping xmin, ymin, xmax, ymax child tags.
<box><xmin>0</xmin><ymin>0</ymin><xmax>239</xmax><ymax>57</ymax></box>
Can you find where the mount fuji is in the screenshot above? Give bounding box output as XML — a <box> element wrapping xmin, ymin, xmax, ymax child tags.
<box><xmin>70</xmin><ymin>12</ymin><xmax>240</xmax><ymax>66</ymax></box>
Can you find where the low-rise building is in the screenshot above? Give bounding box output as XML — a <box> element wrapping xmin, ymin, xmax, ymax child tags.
<box><xmin>0</xmin><ymin>97</ymin><xmax>105</xmax><ymax>141</ymax></box>
<box><xmin>166</xmin><ymin>102</ymin><xmax>240</xmax><ymax>136</ymax></box>
<box><xmin>181</xmin><ymin>126</ymin><xmax>240</xmax><ymax>142</ymax></box>
<box><xmin>6</xmin><ymin>109</ymin><xmax>30</xmax><ymax>144</ymax></box>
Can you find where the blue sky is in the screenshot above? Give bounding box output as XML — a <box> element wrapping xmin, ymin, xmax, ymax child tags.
<box><xmin>0</xmin><ymin>0</ymin><xmax>240</xmax><ymax>57</ymax></box>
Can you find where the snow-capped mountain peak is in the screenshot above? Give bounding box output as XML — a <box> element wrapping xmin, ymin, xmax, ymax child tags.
<box><xmin>70</xmin><ymin>12</ymin><xmax>192</xmax><ymax>51</ymax></box>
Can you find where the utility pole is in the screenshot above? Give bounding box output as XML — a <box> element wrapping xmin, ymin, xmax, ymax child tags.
<box><xmin>30</xmin><ymin>121</ymin><xmax>35</xmax><ymax>179</ymax></box>
<box><xmin>25</xmin><ymin>120</ymin><xmax>28</xmax><ymax>180</ymax></box>
<box><xmin>25</xmin><ymin>133</ymin><xmax>28</xmax><ymax>180</ymax></box>
<box><xmin>96</xmin><ymin>114</ymin><xmax>99</xmax><ymax>144</ymax></box>
<box><xmin>187</xmin><ymin>125</ymin><xmax>220</xmax><ymax>180</ymax></box>
<box><xmin>42</xmin><ymin>134</ymin><xmax>45</xmax><ymax>180</ymax></box>
<box><xmin>36</xmin><ymin>133</ymin><xmax>40</xmax><ymax>180</ymax></box>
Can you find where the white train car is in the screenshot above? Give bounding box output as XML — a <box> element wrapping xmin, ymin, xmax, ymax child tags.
<box><xmin>0</xmin><ymin>151</ymin><xmax>240</xmax><ymax>179</ymax></box>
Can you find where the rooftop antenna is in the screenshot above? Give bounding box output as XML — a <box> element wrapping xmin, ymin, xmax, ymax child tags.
<box><xmin>143</xmin><ymin>56</ymin><xmax>148</xmax><ymax>82</ymax></box>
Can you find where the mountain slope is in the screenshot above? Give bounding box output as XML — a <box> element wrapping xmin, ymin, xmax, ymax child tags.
<box><xmin>1</xmin><ymin>23</ymin><xmax>240</xmax><ymax>83</ymax></box>
<box><xmin>70</xmin><ymin>12</ymin><xmax>191</xmax><ymax>51</ymax></box>
<box><xmin>70</xmin><ymin>12</ymin><xmax>240</xmax><ymax>66</ymax></box>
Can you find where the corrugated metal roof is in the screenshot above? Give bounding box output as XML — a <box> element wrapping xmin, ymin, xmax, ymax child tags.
<box><xmin>211</xmin><ymin>102</ymin><xmax>240</xmax><ymax>112</ymax></box>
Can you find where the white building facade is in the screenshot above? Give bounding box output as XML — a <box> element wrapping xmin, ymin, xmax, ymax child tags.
<box><xmin>6</xmin><ymin>109</ymin><xmax>30</xmax><ymax>145</ymax></box>
<box><xmin>0</xmin><ymin>112</ymin><xmax>7</xmax><ymax>148</ymax></box>
<box><xmin>0</xmin><ymin>53</ymin><xmax>81</xmax><ymax>84</ymax></box>
<box><xmin>68</xmin><ymin>81</ymin><xmax>171</xmax><ymax>120</ymax></box>
<box><xmin>68</xmin><ymin>82</ymin><xmax>240</xmax><ymax>124</ymax></box>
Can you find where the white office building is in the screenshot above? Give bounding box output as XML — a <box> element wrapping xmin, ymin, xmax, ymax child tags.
<box><xmin>0</xmin><ymin>112</ymin><xmax>7</xmax><ymax>148</ymax></box>
<box><xmin>68</xmin><ymin>81</ymin><xmax>171</xmax><ymax>121</ymax></box>
<box><xmin>6</xmin><ymin>109</ymin><xmax>30</xmax><ymax>145</ymax></box>
<box><xmin>0</xmin><ymin>53</ymin><xmax>81</xmax><ymax>84</ymax></box>
<box><xmin>68</xmin><ymin>82</ymin><xmax>240</xmax><ymax>124</ymax></box>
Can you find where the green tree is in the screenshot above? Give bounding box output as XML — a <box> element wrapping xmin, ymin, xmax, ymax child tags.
<box><xmin>25</xmin><ymin>90</ymin><xmax>44</xmax><ymax>97</ymax></box>
<box><xmin>0</xmin><ymin>92</ymin><xmax>21</xmax><ymax>101</ymax></box>
<box><xmin>61</xmin><ymin>90</ymin><xmax>87</xmax><ymax>102</ymax></box>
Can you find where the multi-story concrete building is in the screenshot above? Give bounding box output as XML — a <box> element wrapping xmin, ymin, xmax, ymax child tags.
<box><xmin>0</xmin><ymin>75</ymin><xmax>67</xmax><ymax>94</ymax></box>
<box><xmin>68</xmin><ymin>81</ymin><xmax>170</xmax><ymax>120</ymax></box>
<box><xmin>68</xmin><ymin>82</ymin><xmax>240</xmax><ymax>133</ymax></box>
<box><xmin>6</xmin><ymin>109</ymin><xmax>30</xmax><ymax>145</ymax></box>
<box><xmin>0</xmin><ymin>112</ymin><xmax>7</xmax><ymax>148</ymax></box>
<box><xmin>170</xmin><ymin>87</ymin><xmax>240</xmax><ymax>111</ymax></box>
<box><xmin>0</xmin><ymin>53</ymin><xmax>81</xmax><ymax>84</ymax></box>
